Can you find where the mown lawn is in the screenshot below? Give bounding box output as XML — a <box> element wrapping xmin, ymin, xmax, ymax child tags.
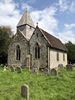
<box><xmin>0</xmin><ymin>67</ymin><xmax>75</xmax><ymax>100</ymax></box>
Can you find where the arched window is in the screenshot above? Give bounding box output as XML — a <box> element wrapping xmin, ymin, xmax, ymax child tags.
<box><xmin>16</xmin><ymin>45</ymin><xmax>21</xmax><ymax>60</ymax></box>
<box><xmin>35</xmin><ymin>43</ymin><xmax>40</xmax><ymax>59</ymax></box>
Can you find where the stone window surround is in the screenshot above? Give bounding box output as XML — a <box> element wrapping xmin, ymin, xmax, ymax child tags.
<box><xmin>35</xmin><ymin>43</ymin><xmax>40</xmax><ymax>59</ymax></box>
<box><xmin>16</xmin><ymin>45</ymin><xmax>21</xmax><ymax>60</ymax></box>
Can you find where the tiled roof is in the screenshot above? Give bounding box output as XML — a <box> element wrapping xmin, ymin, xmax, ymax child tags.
<box><xmin>40</xmin><ymin>28</ymin><xmax>67</xmax><ymax>52</ymax></box>
<box><xmin>17</xmin><ymin>9</ymin><xmax>35</xmax><ymax>27</ymax></box>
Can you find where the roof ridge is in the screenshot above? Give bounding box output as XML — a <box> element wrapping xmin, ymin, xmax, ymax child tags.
<box><xmin>40</xmin><ymin>28</ymin><xmax>60</xmax><ymax>41</ymax></box>
<box><xmin>38</xmin><ymin>28</ymin><xmax>67</xmax><ymax>51</ymax></box>
<box><xmin>39</xmin><ymin>28</ymin><xmax>52</xmax><ymax>46</ymax></box>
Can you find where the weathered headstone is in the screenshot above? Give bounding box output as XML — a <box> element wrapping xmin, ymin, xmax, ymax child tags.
<box><xmin>72</xmin><ymin>64</ymin><xmax>75</xmax><ymax>67</ymax></box>
<box><xmin>51</xmin><ymin>69</ymin><xmax>57</xmax><ymax>76</ymax></box>
<box><xmin>43</xmin><ymin>68</ymin><xmax>49</xmax><ymax>75</ymax></box>
<box><xmin>0</xmin><ymin>64</ymin><xmax>4</xmax><ymax>67</ymax></box>
<box><xmin>3</xmin><ymin>66</ymin><xmax>7</xmax><ymax>71</ymax></box>
<box><xmin>66</xmin><ymin>64</ymin><xmax>73</xmax><ymax>71</ymax></box>
<box><xmin>58</xmin><ymin>64</ymin><xmax>63</xmax><ymax>69</ymax></box>
<box><xmin>31</xmin><ymin>62</ymin><xmax>38</xmax><ymax>74</ymax></box>
<box><xmin>21</xmin><ymin>84</ymin><xmax>29</xmax><ymax>100</ymax></box>
<box><xmin>10</xmin><ymin>66</ymin><xmax>14</xmax><ymax>72</ymax></box>
<box><xmin>32</xmin><ymin>67</ymin><xmax>38</xmax><ymax>74</ymax></box>
<box><xmin>16</xmin><ymin>67</ymin><xmax>22</xmax><ymax>73</ymax></box>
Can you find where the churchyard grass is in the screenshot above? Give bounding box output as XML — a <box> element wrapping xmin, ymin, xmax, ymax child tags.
<box><xmin>0</xmin><ymin>66</ymin><xmax>75</xmax><ymax>100</ymax></box>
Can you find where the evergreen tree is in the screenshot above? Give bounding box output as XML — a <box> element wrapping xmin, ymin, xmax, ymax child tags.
<box><xmin>0</xmin><ymin>26</ymin><xmax>13</xmax><ymax>64</ymax></box>
<box><xmin>65</xmin><ymin>41</ymin><xmax>75</xmax><ymax>63</ymax></box>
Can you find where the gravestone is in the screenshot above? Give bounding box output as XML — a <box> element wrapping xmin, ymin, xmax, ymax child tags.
<box><xmin>32</xmin><ymin>67</ymin><xmax>38</xmax><ymax>74</ymax></box>
<box><xmin>16</xmin><ymin>67</ymin><xmax>22</xmax><ymax>73</ymax></box>
<box><xmin>72</xmin><ymin>64</ymin><xmax>75</xmax><ymax>67</ymax></box>
<box><xmin>3</xmin><ymin>66</ymin><xmax>7</xmax><ymax>71</ymax></box>
<box><xmin>21</xmin><ymin>84</ymin><xmax>29</xmax><ymax>100</ymax></box>
<box><xmin>43</xmin><ymin>68</ymin><xmax>49</xmax><ymax>75</ymax></box>
<box><xmin>10</xmin><ymin>66</ymin><xmax>14</xmax><ymax>72</ymax></box>
<box><xmin>0</xmin><ymin>64</ymin><xmax>4</xmax><ymax>67</ymax></box>
<box><xmin>31</xmin><ymin>62</ymin><xmax>38</xmax><ymax>74</ymax></box>
<box><xmin>51</xmin><ymin>69</ymin><xmax>57</xmax><ymax>76</ymax></box>
<box><xmin>58</xmin><ymin>64</ymin><xmax>64</xmax><ymax>69</ymax></box>
<box><xmin>66</xmin><ymin>64</ymin><xmax>73</xmax><ymax>71</ymax></box>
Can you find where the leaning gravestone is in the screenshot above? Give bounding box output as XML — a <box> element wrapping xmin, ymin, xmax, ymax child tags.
<box><xmin>16</xmin><ymin>67</ymin><xmax>22</xmax><ymax>73</ymax></box>
<box><xmin>66</xmin><ymin>64</ymin><xmax>73</xmax><ymax>71</ymax></box>
<box><xmin>51</xmin><ymin>69</ymin><xmax>57</xmax><ymax>76</ymax></box>
<box><xmin>21</xmin><ymin>84</ymin><xmax>29</xmax><ymax>100</ymax></box>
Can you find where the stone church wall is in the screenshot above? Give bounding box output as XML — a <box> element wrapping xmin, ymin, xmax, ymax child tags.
<box><xmin>17</xmin><ymin>25</ymin><xmax>35</xmax><ymax>40</ymax></box>
<box><xmin>25</xmin><ymin>25</ymin><xmax>35</xmax><ymax>40</ymax></box>
<box><xmin>49</xmin><ymin>49</ymin><xmax>67</xmax><ymax>69</ymax></box>
<box><xmin>8</xmin><ymin>32</ymin><xmax>29</xmax><ymax>67</ymax></box>
<box><xmin>30</xmin><ymin>28</ymin><xmax>48</xmax><ymax>69</ymax></box>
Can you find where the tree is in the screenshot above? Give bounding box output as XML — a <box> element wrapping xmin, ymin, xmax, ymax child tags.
<box><xmin>65</xmin><ymin>41</ymin><xmax>75</xmax><ymax>64</ymax></box>
<box><xmin>0</xmin><ymin>26</ymin><xmax>13</xmax><ymax>64</ymax></box>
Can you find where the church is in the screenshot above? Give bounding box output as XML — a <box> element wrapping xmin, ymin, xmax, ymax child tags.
<box><xmin>8</xmin><ymin>9</ymin><xmax>67</xmax><ymax>71</ymax></box>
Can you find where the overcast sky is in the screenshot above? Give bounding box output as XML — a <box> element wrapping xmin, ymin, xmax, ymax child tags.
<box><xmin>0</xmin><ymin>0</ymin><xmax>75</xmax><ymax>43</ymax></box>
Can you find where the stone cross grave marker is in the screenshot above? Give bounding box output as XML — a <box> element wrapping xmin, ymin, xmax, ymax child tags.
<box><xmin>21</xmin><ymin>84</ymin><xmax>29</xmax><ymax>100</ymax></box>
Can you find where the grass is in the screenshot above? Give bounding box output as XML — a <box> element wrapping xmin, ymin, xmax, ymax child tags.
<box><xmin>0</xmin><ymin>67</ymin><xmax>75</xmax><ymax>100</ymax></box>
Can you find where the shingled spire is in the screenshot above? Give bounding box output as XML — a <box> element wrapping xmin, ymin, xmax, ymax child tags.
<box><xmin>17</xmin><ymin>9</ymin><xmax>35</xmax><ymax>40</ymax></box>
<box><xmin>17</xmin><ymin>9</ymin><xmax>35</xmax><ymax>27</ymax></box>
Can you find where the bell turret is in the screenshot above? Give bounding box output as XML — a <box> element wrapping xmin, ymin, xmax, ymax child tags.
<box><xmin>17</xmin><ymin>9</ymin><xmax>35</xmax><ymax>40</ymax></box>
